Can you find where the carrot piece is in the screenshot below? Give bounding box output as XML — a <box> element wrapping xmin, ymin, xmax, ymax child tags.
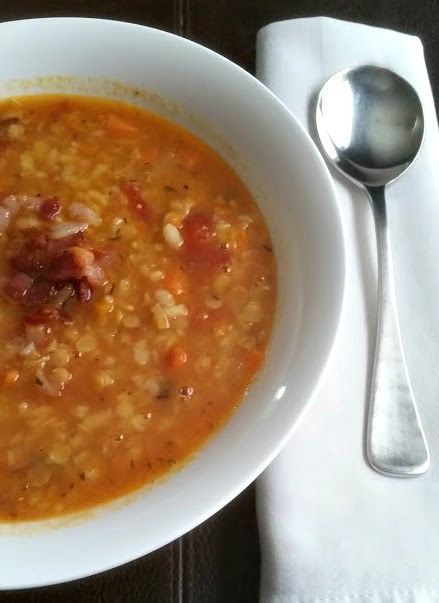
<box><xmin>244</xmin><ymin>348</ymin><xmax>265</xmax><ymax>373</ymax></box>
<box><xmin>165</xmin><ymin>345</ymin><xmax>187</xmax><ymax>369</ymax></box>
<box><xmin>141</xmin><ymin>146</ymin><xmax>159</xmax><ymax>163</ymax></box>
<box><xmin>3</xmin><ymin>370</ymin><xmax>19</xmax><ymax>385</ymax></box>
<box><xmin>106</xmin><ymin>115</ymin><xmax>139</xmax><ymax>137</ymax></box>
<box><xmin>163</xmin><ymin>267</ymin><xmax>188</xmax><ymax>297</ymax></box>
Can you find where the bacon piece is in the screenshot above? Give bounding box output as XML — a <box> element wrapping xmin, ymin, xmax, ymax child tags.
<box><xmin>2</xmin><ymin>209</ymin><xmax>111</xmax><ymax>326</ymax></box>
<box><xmin>92</xmin><ymin>246</ymin><xmax>116</xmax><ymax>267</ymax></box>
<box><xmin>58</xmin><ymin>310</ymin><xmax>74</xmax><ymax>325</ymax></box>
<box><xmin>23</xmin><ymin>228</ymin><xmax>48</xmax><ymax>250</ymax></box>
<box><xmin>66</xmin><ymin>247</ymin><xmax>107</xmax><ymax>287</ymax></box>
<box><xmin>77</xmin><ymin>279</ymin><xmax>92</xmax><ymax>302</ymax></box>
<box><xmin>24</xmin><ymin>306</ymin><xmax>60</xmax><ymax>325</ymax></box>
<box><xmin>25</xmin><ymin>322</ymin><xmax>49</xmax><ymax>346</ymax></box>
<box><xmin>10</xmin><ymin>249</ymin><xmax>46</xmax><ymax>273</ymax></box>
<box><xmin>47</xmin><ymin>231</ymin><xmax>86</xmax><ymax>257</ymax></box>
<box><xmin>39</xmin><ymin>196</ymin><xmax>61</xmax><ymax>220</ymax></box>
<box><xmin>49</xmin><ymin>246</ymin><xmax>93</xmax><ymax>281</ymax></box>
<box><xmin>49</xmin><ymin>246</ymin><xmax>106</xmax><ymax>288</ymax></box>
<box><xmin>0</xmin><ymin>206</ymin><xmax>10</xmax><ymax>234</ymax></box>
<box><xmin>4</xmin><ymin>272</ymin><xmax>33</xmax><ymax>300</ymax></box>
<box><xmin>26</xmin><ymin>305</ymin><xmax>73</xmax><ymax>325</ymax></box>
<box><xmin>83</xmin><ymin>263</ymin><xmax>106</xmax><ymax>287</ymax></box>
<box><xmin>49</xmin><ymin>250</ymin><xmax>81</xmax><ymax>281</ymax></box>
<box><xmin>68</xmin><ymin>247</ymin><xmax>95</xmax><ymax>269</ymax></box>
<box><xmin>23</xmin><ymin>280</ymin><xmax>56</xmax><ymax>308</ymax></box>
<box><xmin>9</xmin><ymin>229</ymin><xmax>48</xmax><ymax>274</ymax></box>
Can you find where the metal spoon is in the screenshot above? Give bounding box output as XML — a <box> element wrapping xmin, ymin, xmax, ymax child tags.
<box><xmin>316</xmin><ymin>65</ymin><xmax>430</xmax><ymax>476</ymax></box>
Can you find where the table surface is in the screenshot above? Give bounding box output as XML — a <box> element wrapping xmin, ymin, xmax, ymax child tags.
<box><xmin>0</xmin><ymin>2</ymin><xmax>437</xmax><ymax>601</ymax></box>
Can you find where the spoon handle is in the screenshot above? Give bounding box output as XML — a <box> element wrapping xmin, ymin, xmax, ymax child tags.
<box><xmin>366</xmin><ymin>186</ymin><xmax>429</xmax><ymax>476</ymax></box>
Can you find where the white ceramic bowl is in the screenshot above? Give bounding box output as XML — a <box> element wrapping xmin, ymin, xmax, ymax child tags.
<box><xmin>0</xmin><ymin>18</ymin><xmax>345</xmax><ymax>588</ymax></box>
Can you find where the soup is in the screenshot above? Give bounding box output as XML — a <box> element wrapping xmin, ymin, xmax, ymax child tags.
<box><xmin>0</xmin><ymin>95</ymin><xmax>276</xmax><ymax>520</ymax></box>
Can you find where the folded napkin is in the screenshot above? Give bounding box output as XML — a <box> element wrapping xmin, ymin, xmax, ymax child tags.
<box><xmin>256</xmin><ymin>18</ymin><xmax>439</xmax><ymax>603</ymax></box>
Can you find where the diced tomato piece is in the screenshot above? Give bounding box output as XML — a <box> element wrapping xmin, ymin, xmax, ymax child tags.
<box><xmin>183</xmin><ymin>240</ymin><xmax>230</xmax><ymax>271</ymax></box>
<box><xmin>182</xmin><ymin>211</ymin><xmax>213</xmax><ymax>244</ymax></box>
<box><xmin>182</xmin><ymin>210</ymin><xmax>230</xmax><ymax>272</ymax></box>
<box><xmin>121</xmin><ymin>181</ymin><xmax>154</xmax><ymax>222</ymax></box>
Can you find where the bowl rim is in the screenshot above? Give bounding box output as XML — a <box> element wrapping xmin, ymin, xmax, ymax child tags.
<box><xmin>0</xmin><ymin>16</ymin><xmax>346</xmax><ymax>588</ymax></box>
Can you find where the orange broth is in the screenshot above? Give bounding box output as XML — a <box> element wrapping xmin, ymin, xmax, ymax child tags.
<box><xmin>0</xmin><ymin>95</ymin><xmax>276</xmax><ymax>520</ymax></box>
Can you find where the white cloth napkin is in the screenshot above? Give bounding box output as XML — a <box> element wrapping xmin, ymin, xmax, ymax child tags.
<box><xmin>256</xmin><ymin>17</ymin><xmax>439</xmax><ymax>603</ymax></box>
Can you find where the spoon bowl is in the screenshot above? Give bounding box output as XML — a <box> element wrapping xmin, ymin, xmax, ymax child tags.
<box><xmin>316</xmin><ymin>65</ymin><xmax>429</xmax><ymax>477</ymax></box>
<box><xmin>317</xmin><ymin>66</ymin><xmax>425</xmax><ymax>187</ymax></box>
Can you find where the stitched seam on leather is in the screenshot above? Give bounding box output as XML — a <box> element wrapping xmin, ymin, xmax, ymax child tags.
<box><xmin>177</xmin><ymin>537</ymin><xmax>184</xmax><ymax>603</ymax></box>
<box><xmin>174</xmin><ymin>0</ymin><xmax>189</xmax><ymax>37</ymax></box>
<box><xmin>188</xmin><ymin>531</ymin><xmax>194</xmax><ymax>603</ymax></box>
<box><xmin>170</xmin><ymin>536</ymin><xmax>174</xmax><ymax>603</ymax></box>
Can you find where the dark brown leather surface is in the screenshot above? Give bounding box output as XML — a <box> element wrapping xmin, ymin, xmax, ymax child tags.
<box><xmin>187</xmin><ymin>0</ymin><xmax>438</xmax><ymax>105</ymax></box>
<box><xmin>0</xmin><ymin>2</ymin><xmax>437</xmax><ymax>601</ymax></box>
<box><xmin>0</xmin><ymin>487</ymin><xmax>259</xmax><ymax>602</ymax></box>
